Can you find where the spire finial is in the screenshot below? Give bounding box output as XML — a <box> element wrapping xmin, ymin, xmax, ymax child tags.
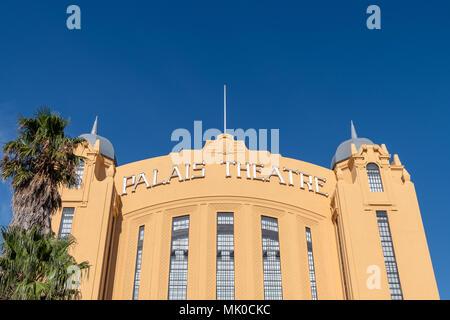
<box><xmin>91</xmin><ymin>116</ymin><xmax>98</xmax><ymax>135</ymax></box>
<box><xmin>351</xmin><ymin>120</ymin><xmax>358</xmax><ymax>139</ymax></box>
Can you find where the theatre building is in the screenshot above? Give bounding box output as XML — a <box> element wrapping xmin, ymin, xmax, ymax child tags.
<box><xmin>54</xmin><ymin>119</ymin><xmax>439</xmax><ymax>300</ymax></box>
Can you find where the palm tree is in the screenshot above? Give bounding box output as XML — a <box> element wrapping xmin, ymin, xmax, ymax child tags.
<box><xmin>0</xmin><ymin>108</ymin><xmax>84</xmax><ymax>234</ymax></box>
<box><xmin>0</xmin><ymin>226</ymin><xmax>89</xmax><ymax>300</ymax></box>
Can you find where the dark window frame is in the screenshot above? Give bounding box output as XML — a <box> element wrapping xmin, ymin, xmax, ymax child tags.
<box><xmin>68</xmin><ymin>160</ymin><xmax>85</xmax><ymax>189</ymax></box>
<box><xmin>216</xmin><ymin>212</ymin><xmax>235</xmax><ymax>300</ymax></box>
<box><xmin>305</xmin><ymin>227</ymin><xmax>318</xmax><ymax>300</ymax></box>
<box><xmin>376</xmin><ymin>211</ymin><xmax>403</xmax><ymax>300</ymax></box>
<box><xmin>367</xmin><ymin>163</ymin><xmax>384</xmax><ymax>192</ymax></box>
<box><xmin>168</xmin><ymin>215</ymin><xmax>190</xmax><ymax>300</ymax></box>
<box><xmin>261</xmin><ymin>216</ymin><xmax>283</xmax><ymax>300</ymax></box>
<box><xmin>58</xmin><ymin>207</ymin><xmax>75</xmax><ymax>239</ymax></box>
<box><xmin>132</xmin><ymin>225</ymin><xmax>145</xmax><ymax>300</ymax></box>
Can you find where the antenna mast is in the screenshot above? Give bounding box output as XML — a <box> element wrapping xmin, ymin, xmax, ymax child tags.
<box><xmin>224</xmin><ymin>84</ymin><xmax>227</xmax><ymax>135</ymax></box>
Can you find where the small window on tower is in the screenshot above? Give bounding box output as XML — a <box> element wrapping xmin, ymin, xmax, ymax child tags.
<box><xmin>376</xmin><ymin>211</ymin><xmax>403</xmax><ymax>300</ymax></box>
<box><xmin>367</xmin><ymin>163</ymin><xmax>383</xmax><ymax>192</ymax></box>
<box><xmin>58</xmin><ymin>207</ymin><xmax>75</xmax><ymax>239</ymax></box>
<box><xmin>69</xmin><ymin>160</ymin><xmax>85</xmax><ymax>189</ymax></box>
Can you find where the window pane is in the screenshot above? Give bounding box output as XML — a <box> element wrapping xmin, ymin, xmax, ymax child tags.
<box><xmin>367</xmin><ymin>163</ymin><xmax>383</xmax><ymax>192</ymax></box>
<box><xmin>376</xmin><ymin>211</ymin><xmax>403</xmax><ymax>300</ymax></box>
<box><xmin>132</xmin><ymin>226</ymin><xmax>145</xmax><ymax>300</ymax></box>
<box><xmin>58</xmin><ymin>207</ymin><xmax>74</xmax><ymax>239</ymax></box>
<box><xmin>168</xmin><ymin>215</ymin><xmax>190</xmax><ymax>300</ymax></box>
<box><xmin>69</xmin><ymin>160</ymin><xmax>85</xmax><ymax>189</ymax></box>
<box><xmin>216</xmin><ymin>212</ymin><xmax>235</xmax><ymax>300</ymax></box>
<box><xmin>305</xmin><ymin>227</ymin><xmax>318</xmax><ymax>300</ymax></box>
<box><xmin>261</xmin><ymin>216</ymin><xmax>282</xmax><ymax>300</ymax></box>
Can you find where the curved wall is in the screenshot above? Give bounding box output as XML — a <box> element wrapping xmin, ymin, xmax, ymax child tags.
<box><xmin>109</xmin><ymin>137</ymin><xmax>342</xmax><ymax>299</ymax></box>
<box><xmin>54</xmin><ymin>135</ymin><xmax>439</xmax><ymax>300</ymax></box>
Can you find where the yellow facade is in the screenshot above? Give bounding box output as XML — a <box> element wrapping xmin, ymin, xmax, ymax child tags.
<box><xmin>53</xmin><ymin>133</ymin><xmax>439</xmax><ymax>300</ymax></box>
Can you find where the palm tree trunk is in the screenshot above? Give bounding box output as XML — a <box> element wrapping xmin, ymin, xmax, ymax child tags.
<box><xmin>10</xmin><ymin>176</ymin><xmax>60</xmax><ymax>234</ymax></box>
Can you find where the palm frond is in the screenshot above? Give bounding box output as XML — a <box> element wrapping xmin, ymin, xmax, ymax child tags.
<box><xmin>0</xmin><ymin>108</ymin><xmax>86</xmax><ymax>233</ymax></box>
<box><xmin>0</xmin><ymin>226</ymin><xmax>89</xmax><ymax>300</ymax></box>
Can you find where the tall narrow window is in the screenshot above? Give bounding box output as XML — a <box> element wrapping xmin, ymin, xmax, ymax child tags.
<box><xmin>132</xmin><ymin>226</ymin><xmax>145</xmax><ymax>300</ymax></box>
<box><xmin>305</xmin><ymin>227</ymin><xmax>318</xmax><ymax>300</ymax></box>
<box><xmin>261</xmin><ymin>216</ymin><xmax>282</xmax><ymax>300</ymax></box>
<box><xmin>367</xmin><ymin>163</ymin><xmax>383</xmax><ymax>192</ymax></box>
<box><xmin>216</xmin><ymin>212</ymin><xmax>235</xmax><ymax>300</ymax></box>
<box><xmin>58</xmin><ymin>207</ymin><xmax>75</xmax><ymax>239</ymax></box>
<box><xmin>376</xmin><ymin>211</ymin><xmax>403</xmax><ymax>300</ymax></box>
<box><xmin>69</xmin><ymin>160</ymin><xmax>85</xmax><ymax>189</ymax></box>
<box><xmin>168</xmin><ymin>215</ymin><xmax>190</xmax><ymax>300</ymax></box>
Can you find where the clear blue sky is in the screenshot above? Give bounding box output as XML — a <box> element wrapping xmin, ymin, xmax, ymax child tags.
<box><xmin>0</xmin><ymin>0</ymin><xmax>449</xmax><ymax>298</ymax></box>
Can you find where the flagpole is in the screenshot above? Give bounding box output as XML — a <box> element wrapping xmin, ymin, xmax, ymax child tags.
<box><xmin>224</xmin><ymin>84</ymin><xmax>227</xmax><ymax>135</ymax></box>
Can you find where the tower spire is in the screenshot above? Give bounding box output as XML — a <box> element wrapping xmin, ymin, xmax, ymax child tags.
<box><xmin>224</xmin><ymin>84</ymin><xmax>227</xmax><ymax>135</ymax></box>
<box><xmin>91</xmin><ymin>116</ymin><xmax>98</xmax><ymax>135</ymax></box>
<box><xmin>350</xmin><ymin>120</ymin><xmax>358</xmax><ymax>139</ymax></box>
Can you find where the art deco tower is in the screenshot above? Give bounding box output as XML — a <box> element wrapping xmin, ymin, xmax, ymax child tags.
<box><xmin>53</xmin><ymin>117</ymin><xmax>119</xmax><ymax>299</ymax></box>
<box><xmin>330</xmin><ymin>122</ymin><xmax>439</xmax><ymax>299</ymax></box>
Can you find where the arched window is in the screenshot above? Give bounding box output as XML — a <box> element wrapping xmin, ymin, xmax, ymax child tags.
<box><xmin>367</xmin><ymin>163</ymin><xmax>383</xmax><ymax>192</ymax></box>
<box><xmin>69</xmin><ymin>160</ymin><xmax>85</xmax><ymax>189</ymax></box>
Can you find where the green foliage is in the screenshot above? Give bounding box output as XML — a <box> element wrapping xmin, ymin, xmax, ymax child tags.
<box><xmin>0</xmin><ymin>108</ymin><xmax>90</xmax><ymax>300</ymax></box>
<box><xmin>0</xmin><ymin>107</ymin><xmax>85</xmax><ymax>232</ymax></box>
<box><xmin>0</xmin><ymin>107</ymin><xmax>85</xmax><ymax>190</ymax></box>
<box><xmin>0</xmin><ymin>226</ymin><xmax>89</xmax><ymax>300</ymax></box>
